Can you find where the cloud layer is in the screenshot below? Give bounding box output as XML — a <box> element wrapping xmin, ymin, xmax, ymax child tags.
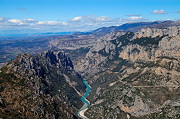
<box><xmin>152</xmin><ymin>9</ymin><xmax>167</xmax><ymax>14</ymax></box>
<box><xmin>0</xmin><ymin>15</ymin><xmax>149</xmax><ymax>33</ymax></box>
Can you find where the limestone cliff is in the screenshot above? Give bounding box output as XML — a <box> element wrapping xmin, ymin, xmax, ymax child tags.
<box><xmin>75</xmin><ymin>26</ymin><xmax>180</xmax><ymax>118</ymax></box>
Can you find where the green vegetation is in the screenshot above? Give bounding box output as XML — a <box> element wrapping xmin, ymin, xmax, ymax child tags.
<box><xmin>63</xmin><ymin>47</ymin><xmax>90</xmax><ymax>65</ymax></box>
<box><xmin>0</xmin><ymin>109</ymin><xmax>24</xmax><ymax>119</ymax></box>
<box><xmin>98</xmin><ymin>48</ymin><xmax>109</xmax><ymax>56</ymax></box>
<box><xmin>0</xmin><ymin>72</ymin><xmax>19</xmax><ymax>84</ymax></box>
<box><xmin>112</xmin><ymin>58</ymin><xmax>128</xmax><ymax>72</ymax></box>
<box><xmin>111</xmin><ymin>32</ymin><xmax>134</xmax><ymax>47</ymax></box>
<box><xmin>132</xmin><ymin>36</ymin><xmax>165</xmax><ymax>46</ymax></box>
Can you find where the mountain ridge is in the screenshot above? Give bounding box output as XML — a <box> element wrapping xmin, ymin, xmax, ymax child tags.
<box><xmin>0</xmin><ymin>50</ymin><xmax>85</xmax><ymax>118</ymax></box>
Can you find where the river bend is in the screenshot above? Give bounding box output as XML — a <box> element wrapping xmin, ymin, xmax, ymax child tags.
<box><xmin>78</xmin><ymin>80</ymin><xmax>91</xmax><ymax>119</ymax></box>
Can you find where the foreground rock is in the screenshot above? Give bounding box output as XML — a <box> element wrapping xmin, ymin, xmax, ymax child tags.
<box><xmin>0</xmin><ymin>50</ymin><xmax>85</xmax><ymax>118</ymax></box>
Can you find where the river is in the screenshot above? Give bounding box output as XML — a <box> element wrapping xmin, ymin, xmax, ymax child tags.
<box><xmin>78</xmin><ymin>79</ymin><xmax>91</xmax><ymax>119</ymax></box>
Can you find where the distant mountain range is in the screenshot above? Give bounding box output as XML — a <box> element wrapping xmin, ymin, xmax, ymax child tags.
<box><xmin>73</xmin><ymin>20</ymin><xmax>180</xmax><ymax>36</ymax></box>
<box><xmin>0</xmin><ymin>20</ymin><xmax>180</xmax><ymax>67</ymax></box>
<box><xmin>1</xmin><ymin>20</ymin><xmax>180</xmax><ymax>41</ymax></box>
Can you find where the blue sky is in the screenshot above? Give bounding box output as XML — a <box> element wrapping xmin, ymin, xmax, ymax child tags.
<box><xmin>0</xmin><ymin>0</ymin><xmax>180</xmax><ymax>34</ymax></box>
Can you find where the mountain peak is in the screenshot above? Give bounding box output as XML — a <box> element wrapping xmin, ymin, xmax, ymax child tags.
<box><xmin>0</xmin><ymin>50</ymin><xmax>85</xmax><ymax>118</ymax></box>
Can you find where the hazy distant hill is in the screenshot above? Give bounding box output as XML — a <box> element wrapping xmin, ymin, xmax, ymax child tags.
<box><xmin>0</xmin><ymin>32</ymin><xmax>73</xmax><ymax>41</ymax></box>
<box><xmin>0</xmin><ymin>20</ymin><xmax>180</xmax><ymax>68</ymax></box>
<box><xmin>90</xmin><ymin>20</ymin><xmax>180</xmax><ymax>36</ymax></box>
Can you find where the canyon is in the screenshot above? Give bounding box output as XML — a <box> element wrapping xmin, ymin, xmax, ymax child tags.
<box><xmin>0</xmin><ymin>22</ymin><xmax>180</xmax><ymax>119</ymax></box>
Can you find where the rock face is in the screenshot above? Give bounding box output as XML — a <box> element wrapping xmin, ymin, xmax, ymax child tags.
<box><xmin>1</xmin><ymin>20</ymin><xmax>179</xmax><ymax>69</ymax></box>
<box><xmin>0</xmin><ymin>50</ymin><xmax>85</xmax><ymax>119</ymax></box>
<box><xmin>120</xmin><ymin>26</ymin><xmax>180</xmax><ymax>62</ymax></box>
<box><xmin>75</xmin><ymin>26</ymin><xmax>180</xmax><ymax>118</ymax></box>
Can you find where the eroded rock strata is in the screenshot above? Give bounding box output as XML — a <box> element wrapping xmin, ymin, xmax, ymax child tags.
<box><xmin>75</xmin><ymin>26</ymin><xmax>180</xmax><ymax>119</ymax></box>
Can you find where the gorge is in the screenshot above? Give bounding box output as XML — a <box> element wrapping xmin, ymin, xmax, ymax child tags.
<box><xmin>0</xmin><ymin>22</ymin><xmax>180</xmax><ymax>119</ymax></box>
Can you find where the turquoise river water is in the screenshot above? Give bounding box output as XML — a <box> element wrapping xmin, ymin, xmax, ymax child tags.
<box><xmin>78</xmin><ymin>80</ymin><xmax>91</xmax><ymax>119</ymax></box>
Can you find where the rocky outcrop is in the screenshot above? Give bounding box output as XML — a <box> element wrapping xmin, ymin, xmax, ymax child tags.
<box><xmin>133</xmin><ymin>26</ymin><xmax>180</xmax><ymax>38</ymax></box>
<box><xmin>119</xmin><ymin>33</ymin><xmax>180</xmax><ymax>62</ymax></box>
<box><xmin>75</xmin><ymin>26</ymin><xmax>180</xmax><ymax>118</ymax></box>
<box><xmin>76</xmin><ymin>26</ymin><xmax>180</xmax><ymax>75</ymax></box>
<box><xmin>0</xmin><ymin>50</ymin><xmax>85</xmax><ymax>119</ymax></box>
<box><xmin>119</xmin><ymin>26</ymin><xmax>180</xmax><ymax>62</ymax></box>
<box><xmin>76</xmin><ymin>39</ymin><xmax>116</xmax><ymax>76</ymax></box>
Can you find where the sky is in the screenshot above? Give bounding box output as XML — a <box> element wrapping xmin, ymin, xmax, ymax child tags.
<box><xmin>0</xmin><ymin>0</ymin><xmax>180</xmax><ymax>34</ymax></box>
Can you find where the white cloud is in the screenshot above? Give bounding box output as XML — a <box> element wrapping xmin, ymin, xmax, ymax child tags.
<box><xmin>0</xmin><ymin>15</ymin><xmax>149</xmax><ymax>33</ymax></box>
<box><xmin>152</xmin><ymin>9</ymin><xmax>167</xmax><ymax>14</ymax></box>
<box><xmin>120</xmin><ymin>16</ymin><xmax>148</xmax><ymax>23</ymax></box>
<box><xmin>70</xmin><ymin>16</ymin><xmax>83</xmax><ymax>22</ymax></box>
<box><xmin>69</xmin><ymin>15</ymin><xmax>113</xmax><ymax>23</ymax></box>
<box><xmin>128</xmin><ymin>16</ymin><xmax>143</xmax><ymax>20</ymax></box>
<box><xmin>36</xmin><ymin>21</ymin><xmax>68</xmax><ymax>26</ymax></box>
<box><xmin>37</xmin><ymin>21</ymin><xmax>58</xmax><ymax>25</ymax></box>
<box><xmin>22</xmin><ymin>19</ymin><xmax>38</xmax><ymax>23</ymax></box>
<box><xmin>66</xmin><ymin>15</ymin><xmax>120</xmax><ymax>31</ymax></box>
<box><xmin>8</xmin><ymin>19</ymin><xmax>26</xmax><ymax>25</ymax></box>
<box><xmin>94</xmin><ymin>16</ymin><xmax>112</xmax><ymax>22</ymax></box>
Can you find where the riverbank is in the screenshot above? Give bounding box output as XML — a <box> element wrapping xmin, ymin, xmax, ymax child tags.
<box><xmin>78</xmin><ymin>108</ymin><xmax>89</xmax><ymax>119</ymax></box>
